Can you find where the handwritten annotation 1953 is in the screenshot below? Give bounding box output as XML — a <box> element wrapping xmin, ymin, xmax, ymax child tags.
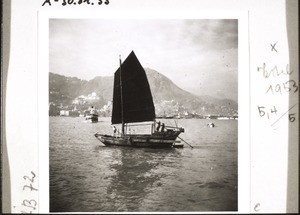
<box><xmin>265</xmin><ymin>80</ymin><xmax>298</xmax><ymax>95</ymax></box>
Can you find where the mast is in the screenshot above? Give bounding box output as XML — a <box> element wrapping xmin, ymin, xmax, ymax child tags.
<box><xmin>119</xmin><ymin>55</ymin><xmax>125</xmax><ymax>135</ymax></box>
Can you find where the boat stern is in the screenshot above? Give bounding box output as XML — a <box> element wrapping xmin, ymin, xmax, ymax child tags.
<box><xmin>178</xmin><ymin>127</ymin><xmax>184</xmax><ymax>133</ymax></box>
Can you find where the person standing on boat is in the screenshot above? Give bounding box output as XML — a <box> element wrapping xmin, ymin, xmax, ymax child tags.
<box><xmin>156</xmin><ymin>121</ymin><xmax>161</xmax><ymax>132</ymax></box>
<box><xmin>113</xmin><ymin>126</ymin><xmax>117</xmax><ymax>135</ymax></box>
<box><xmin>161</xmin><ymin>123</ymin><xmax>165</xmax><ymax>132</ymax></box>
<box><xmin>90</xmin><ymin>106</ymin><xmax>95</xmax><ymax>115</ymax></box>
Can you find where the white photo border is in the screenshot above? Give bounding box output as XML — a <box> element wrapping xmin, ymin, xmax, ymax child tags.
<box><xmin>38</xmin><ymin>10</ymin><xmax>250</xmax><ymax>213</ymax></box>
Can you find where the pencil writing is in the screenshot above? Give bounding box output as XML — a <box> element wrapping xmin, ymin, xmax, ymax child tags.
<box><xmin>13</xmin><ymin>171</ymin><xmax>38</xmax><ymax>214</ymax></box>
<box><xmin>42</xmin><ymin>0</ymin><xmax>110</xmax><ymax>6</ymax></box>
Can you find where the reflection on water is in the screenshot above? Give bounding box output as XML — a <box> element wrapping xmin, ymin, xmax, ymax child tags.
<box><xmin>50</xmin><ymin>117</ymin><xmax>237</xmax><ymax>212</ymax></box>
<box><xmin>105</xmin><ymin>148</ymin><xmax>181</xmax><ymax>211</ymax></box>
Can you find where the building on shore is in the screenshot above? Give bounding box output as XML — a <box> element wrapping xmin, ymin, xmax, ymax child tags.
<box><xmin>59</xmin><ymin>110</ymin><xmax>69</xmax><ymax>116</ymax></box>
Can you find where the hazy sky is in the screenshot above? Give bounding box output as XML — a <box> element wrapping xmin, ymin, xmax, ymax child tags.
<box><xmin>50</xmin><ymin>19</ymin><xmax>238</xmax><ymax>101</ymax></box>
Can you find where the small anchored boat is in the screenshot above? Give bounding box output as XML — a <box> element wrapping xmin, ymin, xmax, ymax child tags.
<box><xmin>86</xmin><ymin>106</ymin><xmax>98</xmax><ymax>123</ymax></box>
<box><xmin>86</xmin><ymin>114</ymin><xmax>98</xmax><ymax>123</ymax></box>
<box><xmin>207</xmin><ymin>122</ymin><xmax>215</xmax><ymax>128</ymax></box>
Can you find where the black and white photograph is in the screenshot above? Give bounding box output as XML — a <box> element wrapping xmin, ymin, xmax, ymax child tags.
<box><xmin>2</xmin><ymin>0</ymin><xmax>298</xmax><ymax>214</ymax></box>
<box><xmin>49</xmin><ymin>19</ymin><xmax>238</xmax><ymax>212</ymax></box>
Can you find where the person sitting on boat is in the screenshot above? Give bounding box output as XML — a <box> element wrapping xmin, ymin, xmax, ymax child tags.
<box><xmin>161</xmin><ymin>123</ymin><xmax>165</xmax><ymax>132</ymax></box>
<box><xmin>156</xmin><ymin>121</ymin><xmax>161</xmax><ymax>132</ymax></box>
<box><xmin>113</xmin><ymin>126</ymin><xmax>117</xmax><ymax>135</ymax></box>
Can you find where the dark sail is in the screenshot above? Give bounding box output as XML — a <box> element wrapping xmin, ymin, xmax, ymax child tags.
<box><xmin>112</xmin><ymin>51</ymin><xmax>155</xmax><ymax>124</ymax></box>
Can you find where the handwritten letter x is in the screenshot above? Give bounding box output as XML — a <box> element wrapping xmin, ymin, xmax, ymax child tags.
<box><xmin>271</xmin><ymin>42</ymin><xmax>278</xmax><ymax>52</ymax></box>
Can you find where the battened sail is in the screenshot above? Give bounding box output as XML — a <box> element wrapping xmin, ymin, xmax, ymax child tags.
<box><xmin>112</xmin><ymin>51</ymin><xmax>155</xmax><ymax>124</ymax></box>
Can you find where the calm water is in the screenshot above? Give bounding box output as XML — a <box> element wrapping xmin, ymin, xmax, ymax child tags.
<box><xmin>50</xmin><ymin>117</ymin><xmax>237</xmax><ymax>212</ymax></box>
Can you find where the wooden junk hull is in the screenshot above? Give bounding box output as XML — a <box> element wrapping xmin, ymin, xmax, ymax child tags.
<box><xmin>95</xmin><ymin>130</ymin><xmax>183</xmax><ymax>148</ymax></box>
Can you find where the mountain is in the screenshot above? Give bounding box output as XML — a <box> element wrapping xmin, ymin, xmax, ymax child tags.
<box><xmin>49</xmin><ymin>68</ymin><xmax>238</xmax><ymax>116</ymax></box>
<box><xmin>145</xmin><ymin>68</ymin><xmax>237</xmax><ymax>112</ymax></box>
<box><xmin>146</xmin><ymin>68</ymin><xmax>201</xmax><ymax>102</ymax></box>
<box><xmin>49</xmin><ymin>73</ymin><xmax>88</xmax><ymax>104</ymax></box>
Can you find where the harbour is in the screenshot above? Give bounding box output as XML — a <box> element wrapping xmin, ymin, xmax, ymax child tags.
<box><xmin>50</xmin><ymin>117</ymin><xmax>237</xmax><ymax>212</ymax></box>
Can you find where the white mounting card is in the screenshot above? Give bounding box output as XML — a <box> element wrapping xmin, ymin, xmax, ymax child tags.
<box><xmin>2</xmin><ymin>0</ymin><xmax>298</xmax><ymax>213</ymax></box>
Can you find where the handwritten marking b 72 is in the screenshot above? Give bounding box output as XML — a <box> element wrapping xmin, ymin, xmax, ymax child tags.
<box><xmin>15</xmin><ymin>171</ymin><xmax>38</xmax><ymax>214</ymax></box>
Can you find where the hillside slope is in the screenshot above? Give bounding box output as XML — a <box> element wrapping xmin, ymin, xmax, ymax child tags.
<box><xmin>49</xmin><ymin>68</ymin><xmax>238</xmax><ymax>116</ymax></box>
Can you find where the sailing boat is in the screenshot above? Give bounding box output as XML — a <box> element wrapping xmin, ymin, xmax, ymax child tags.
<box><xmin>94</xmin><ymin>51</ymin><xmax>184</xmax><ymax>148</ymax></box>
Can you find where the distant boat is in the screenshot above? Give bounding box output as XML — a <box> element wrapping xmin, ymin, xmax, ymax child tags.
<box><xmin>95</xmin><ymin>51</ymin><xmax>184</xmax><ymax>148</ymax></box>
<box><xmin>207</xmin><ymin>122</ymin><xmax>215</xmax><ymax>128</ymax></box>
<box><xmin>86</xmin><ymin>113</ymin><xmax>98</xmax><ymax>123</ymax></box>
<box><xmin>86</xmin><ymin>106</ymin><xmax>98</xmax><ymax>123</ymax></box>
